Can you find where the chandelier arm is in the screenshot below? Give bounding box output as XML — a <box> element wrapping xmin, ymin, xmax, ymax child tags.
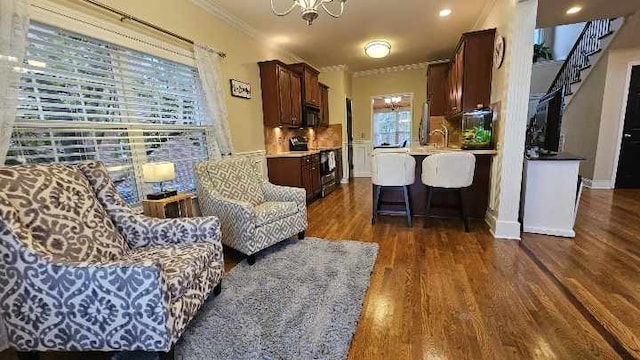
<box><xmin>271</xmin><ymin>0</ymin><xmax>299</xmax><ymax>16</ymax></box>
<box><xmin>321</xmin><ymin>1</ymin><xmax>345</xmax><ymax>18</ymax></box>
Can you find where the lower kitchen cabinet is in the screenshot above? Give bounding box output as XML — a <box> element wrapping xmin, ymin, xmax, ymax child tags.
<box><xmin>267</xmin><ymin>154</ymin><xmax>321</xmax><ymax>202</ymax></box>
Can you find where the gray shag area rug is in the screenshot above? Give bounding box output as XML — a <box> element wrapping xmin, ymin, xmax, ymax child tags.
<box><xmin>115</xmin><ymin>237</ymin><xmax>378</xmax><ymax>360</ymax></box>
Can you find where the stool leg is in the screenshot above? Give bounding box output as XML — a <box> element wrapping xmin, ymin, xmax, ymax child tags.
<box><xmin>459</xmin><ymin>188</ymin><xmax>470</xmax><ymax>232</ymax></box>
<box><xmin>423</xmin><ymin>186</ymin><xmax>433</xmax><ymax>228</ymax></box>
<box><xmin>403</xmin><ymin>185</ymin><xmax>412</xmax><ymax>227</ymax></box>
<box><xmin>372</xmin><ymin>185</ymin><xmax>382</xmax><ymax>224</ymax></box>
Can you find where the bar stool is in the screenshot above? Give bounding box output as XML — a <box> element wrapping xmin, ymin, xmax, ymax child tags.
<box><xmin>371</xmin><ymin>151</ymin><xmax>416</xmax><ymax>227</ymax></box>
<box><xmin>421</xmin><ymin>152</ymin><xmax>475</xmax><ymax>232</ymax></box>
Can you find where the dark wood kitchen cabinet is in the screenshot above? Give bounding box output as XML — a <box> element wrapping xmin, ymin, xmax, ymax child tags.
<box><xmin>258</xmin><ymin>60</ymin><xmax>302</xmax><ymax>127</ymax></box>
<box><xmin>319</xmin><ymin>83</ymin><xmax>330</xmax><ymax>127</ymax></box>
<box><xmin>445</xmin><ymin>28</ymin><xmax>496</xmax><ymax>120</ymax></box>
<box><xmin>426</xmin><ymin>62</ymin><xmax>448</xmax><ymax>116</ymax></box>
<box><xmin>267</xmin><ymin>153</ymin><xmax>321</xmax><ymax>202</ymax></box>
<box><xmin>289</xmin><ymin>63</ymin><xmax>321</xmax><ymax>108</ymax></box>
<box><xmin>335</xmin><ymin>149</ymin><xmax>343</xmax><ymax>183</ymax></box>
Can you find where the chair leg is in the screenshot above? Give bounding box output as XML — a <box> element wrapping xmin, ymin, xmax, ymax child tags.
<box><xmin>158</xmin><ymin>347</ymin><xmax>175</xmax><ymax>360</ymax></box>
<box><xmin>372</xmin><ymin>185</ymin><xmax>382</xmax><ymax>224</ymax></box>
<box><xmin>213</xmin><ymin>281</ymin><xmax>222</xmax><ymax>296</ymax></box>
<box><xmin>247</xmin><ymin>254</ymin><xmax>256</xmax><ymax>265</ymax></box>
<box><xmin>459</xmin><ymin>188</ymin><xmax>470</xmax><ymax>232</ymax></box>
<box><xmin>298</xmin><ymin>230</ymin><xmax>305</xmax><ymax>240</ymax></box>
<box><xmin>423</xmin><ymin>186</ymin><xmax>433</xmax><ymax>228</ymax></box>
<box><xmin>403</xmin><ymin>185</ymin><xmax>412</xmax><ymax>227</ymax></box>
<box><xmin>16</xmin><ymin>352</ymin><xmax>39</xmax><ymax>360</ymax></box>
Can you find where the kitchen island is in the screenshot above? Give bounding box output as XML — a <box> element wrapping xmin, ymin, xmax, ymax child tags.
<box><xmin>376</xmin><ymin>146</ymin><xmax>497</xmax><ymax>219</ymax></box>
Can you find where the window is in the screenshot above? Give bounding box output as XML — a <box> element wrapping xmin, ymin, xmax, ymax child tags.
<box><xmin>373</xmin><ymin>110</ymin><xmax>412</xmax><ymax>146</ymax></box>
<box><xmin>6</xmin><ymin>22</ymin><xmax>212</xmax><ymax>204</ymax></box>
<box><xmin>534</xmin><ymin>28</ymin><xmax>546</xmax><ymax>45</ymax></box>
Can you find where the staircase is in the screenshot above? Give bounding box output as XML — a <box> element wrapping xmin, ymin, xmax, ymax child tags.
<box><xmin>547</xmin><ymin>17</ymin><xmax>625</xmax><ymax>106</ymax></box>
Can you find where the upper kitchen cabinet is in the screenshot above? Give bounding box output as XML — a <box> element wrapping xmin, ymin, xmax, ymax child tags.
<box><xmin>426</xmin><ymin>62</ymin><xmax>449</xmax><ymax>116</ymax></box>
<box><xmin>319</xmin><ymin>83</ymin><xmax>330</xmax><ymax>127</ymax></box>
<box><xmin>445</xmin><ymin>28</ymin><xmax>496</xmax><ymax>120</ymax></box>
<box><xmin>258</xmin><ymin>60</ymin><xmax>302</xmax><ymax>127</ymax></box>
<box><xmin>289</xmin><ymin>63</ymin><xmax>321</xmax><ymax>108</ymax></box>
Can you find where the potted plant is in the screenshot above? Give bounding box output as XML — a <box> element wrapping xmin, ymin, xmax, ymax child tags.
<box><xmin>533</xmin><ymin>43</ymin><xmax>553</xmax><ymax>62</ymax></box>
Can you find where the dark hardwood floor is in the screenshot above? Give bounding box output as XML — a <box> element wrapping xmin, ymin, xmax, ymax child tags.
<box><xmin>522</xmin><ymin>189</ymin><xmax>640</xmax><ymax>359</ymax></box>
<box><xmin>1</xmin><ymin>179</ymin><xmax>634</xmax><ymax>359</ymax></box>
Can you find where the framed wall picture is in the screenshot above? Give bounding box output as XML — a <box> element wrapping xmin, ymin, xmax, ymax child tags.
<box><xmin>230</xmin><ymin>79</ymin><xmax>251</xmax><ymax>99</ymax></box>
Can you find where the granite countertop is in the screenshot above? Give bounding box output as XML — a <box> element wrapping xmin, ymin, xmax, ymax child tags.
<box><xmin>525</xmin><ymin>152</ymin><xmax>584</xmax><ymax>161</ymax></box>
<box><xmin>407</xmin><ymin>146</ymin><xmax>498</xmax><ymax>156</ymax></box>
<box><xmin>266</xmin><ymin>146</ymin><xmax>342</xmax><ymax>158</ymax></box>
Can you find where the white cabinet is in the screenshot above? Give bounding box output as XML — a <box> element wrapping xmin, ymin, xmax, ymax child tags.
<box><xmin>521</xmin><ymin>156</ymin><xmax>583</xmax><ymax>237</ymax></box>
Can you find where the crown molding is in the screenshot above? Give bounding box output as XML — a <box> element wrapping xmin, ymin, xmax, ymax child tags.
<box><xmin>190</xmin><ymin>0</ymin><xmax>306</xmax><ymax>63</ymax></box>
<box><xmin>319</xmin><ymin>64</ymin><xmax>348</xmax><ymax>72</ymax></box>
<box><xmin>352</xmin><ymin>60</ymin><xmax>448</xmax><ymax>78</ymax></box>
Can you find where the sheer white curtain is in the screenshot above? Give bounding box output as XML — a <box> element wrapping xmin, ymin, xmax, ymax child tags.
<box><xmin>0</xmin><ymin>0</ymin><xmax>30</xmax><ymax>165</ymax></box>
<box><xmin>0</xmin><ymin>0</ymin><xmax>29</xmax><ymax>350</ymax></box>
<box><xmin>194</xmin><ymin>43</ymin><xmax>234</xmax><ymax>158</ymax></box>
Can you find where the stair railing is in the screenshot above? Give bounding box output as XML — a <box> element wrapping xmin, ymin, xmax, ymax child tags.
<box><xmin>547</xmin><ymin>18</ymin><xmax>613</xmax><ymax>97</ymax></box>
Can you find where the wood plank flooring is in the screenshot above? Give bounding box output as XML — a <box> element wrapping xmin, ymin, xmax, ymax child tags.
<box><xmin>522</xmin><ymin>189</ymin><xmax>640</xmax><ymax>359</ymax></box>
<box><xmin>0</xmin><ymin>179</ymin><xmax>629</xmax><ymax>359</ymax></box>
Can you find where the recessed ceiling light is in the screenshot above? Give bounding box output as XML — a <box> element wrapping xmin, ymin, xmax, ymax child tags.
<box><xmin>439</xmin><ymin>9</ymin><xmax>452</xmax><ymax>17</ymax></box>
<box><xmin>566</xmin><ymin>6</ymin><xmax>582</xmax><ymax>15</ymax></box>
<box><xmin>364</xmin><ymin>40</ymin><xmax>391</xmax><ymax>59</ymax></box>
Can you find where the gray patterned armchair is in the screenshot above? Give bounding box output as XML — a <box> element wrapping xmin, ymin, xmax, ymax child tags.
<box><xmin>0</xmin><ymin>162</ymin><xmax>224</xmax><ymax>360</ymax></box>
<box><xmin>195</xmin><ymin>157</ymin><xmax>307</xmax><ymax>264</ymax></box>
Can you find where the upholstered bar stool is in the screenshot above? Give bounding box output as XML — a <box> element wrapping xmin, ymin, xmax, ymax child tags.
<box><xmin>421</xmin><ymin>152</ymin><xmax>476</xmax><ymax>232</ymax></box>
<box><xmin>371</xmin><ymin>151</ymin><xmax>416</xmax><ymax>227</ymax></box>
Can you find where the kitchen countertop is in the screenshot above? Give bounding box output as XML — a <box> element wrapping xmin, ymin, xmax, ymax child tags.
<box><xmin>266</xmin><ymin>146</ymin><xmax>342</xmax><ymax>159</ymax></box>
<box><xmin>409</xmin><ymin>146</ymin><xmax>498</xmax><ymax>155</ymax></box>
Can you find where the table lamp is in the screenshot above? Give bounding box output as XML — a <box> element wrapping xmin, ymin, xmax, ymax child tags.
<box><xmin>142</xmin><ymin>162</ymin><xmax>177</xmax><ymax>200</ymax></box>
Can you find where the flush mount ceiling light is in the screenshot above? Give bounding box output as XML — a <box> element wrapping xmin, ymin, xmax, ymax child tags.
<box><xmin>439</xmin><ymin>8</ymin><xmax>452</xmax><ymax>17</ymax></box>
<box><xmin>271</xmin><ymin>0</ymin><xmax>348</xmax><ymax>26</ymax></box>
<box><xmin>365</xmin><ymin>40</ymin><xmax>391</xmax><ymax>59</ymax></box>
<box><xmin>566</xmin><ymin>6</ymin><xmax>582</xmax><ymax>14</ymax></box>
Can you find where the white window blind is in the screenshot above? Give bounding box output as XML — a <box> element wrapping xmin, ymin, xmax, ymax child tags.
<box><xmin>6</xmin><ymin>21</ymin><xmax>213</xmax><ymax>204</ymax></box>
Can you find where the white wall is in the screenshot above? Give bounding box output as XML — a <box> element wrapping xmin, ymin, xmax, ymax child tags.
<box><xmin>476</xmin><ymin>0</ymin><xmax>538</xmax><ymax>240</ymax></box>
<box><xmin>553</xmin><ymin>22</ymin><xmax>587</xmax><ymax>60</ymax></box>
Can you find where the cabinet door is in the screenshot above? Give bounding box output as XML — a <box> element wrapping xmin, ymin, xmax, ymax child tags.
<box><xmin>310</xmin><ymin>161</ymin><xmax>321</xmax><ymax>196</ymax></box>
<box><xmin>455</xmin><ymin>44</ymin><xmax>465</xmax><ymax>113</ymax></box>
<box><xmin>301</xmin><ymin>163</ymin><xmax>313</xmax><ymax>200</ymax></box>
<box><xmin>290</xmin><ymin>72</ymin><xmax>302</xmax><ymax>126</ymax></box>
<box><xmin>319</xmin><ymin>85</ymin><xmax>329</xmax><ymax>127</ymax></box>
<box><xmin>277</xmin><ymin>66</ymin><xmax>292</xmax><ymax>125</ymax></box>
<box><xmin>305</xmin><ymin>71</ymin><xmax>320</xmax><ymax>107</ymax></box>
<box><xmin>335</xmin><ymin>149</ymin><xmax>343</xmax><ymax>183</ymax></box>
<box><xmin>427</xmin><ymin>63</ymin><xmax>448</xmax><ymax>116</ymax></box>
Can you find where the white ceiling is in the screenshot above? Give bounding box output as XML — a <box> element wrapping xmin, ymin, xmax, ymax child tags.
<box><xmin>537</xmin><ymin>0</ymin><xmax>640</xmax><ymax>28</ymax></box>
<box><xmin>197</xmin><ymin>0</ymin><xmax>493</xmax><ymax>71</ymax></box>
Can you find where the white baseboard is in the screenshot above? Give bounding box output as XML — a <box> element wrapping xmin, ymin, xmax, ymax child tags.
<box><xmin>523</xmin><ymin>226</ymin><xmax>575</xmax><ymax>238</ymax></box>
<box><xmin>485</xmin><ymin>211</ymin><xmax>521</xmax><ymax>240</ymax></box>
<box><xmin>582</xmin><ymin>178</ymin><xmax>614</xmax><ymax>189</ymax></box>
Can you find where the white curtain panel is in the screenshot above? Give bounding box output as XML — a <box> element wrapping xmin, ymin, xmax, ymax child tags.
<box><xmin>0</xmin><ymin>0</ymin><xmax>29</xmax><ymax>165</ymax></box>
<box><xmin>194</xmin><ymin>43</ymin><xmax>235</xmax><ymax>158</ymax></box>
<box><xmin>0</xmin><ymin>0</ymin><xmax>29</xmax><ymax>349</ymax></box>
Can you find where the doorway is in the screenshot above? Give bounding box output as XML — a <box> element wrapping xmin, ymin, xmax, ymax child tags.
<box><xmin>346</xmin><ymin>98</ymin><xmax>354</xmax><ymax>179</ymax></box>
<box><xmin>371</xmin><ymin>93</ymin><xmax>413</xmax><ymax>148</ymax></box>
<box><xmin>616</xmin><ymin>65</ymin><xmax>640</xmax><ymax>188</ymax></box>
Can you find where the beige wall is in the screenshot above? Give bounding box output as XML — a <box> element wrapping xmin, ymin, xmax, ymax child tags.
<box><xmin>530</xmin><ymin>60</ymin><xmax>563</xmax><ymax>94</ymax></box>
<box><xmin>593</xmin><ymin>47</ymin><xmax>640</xmax><ymax>182</ymax></box>
<box><xmin>319</xmin><ymin>70</ymin><xmax>349</xmax><ymax>126</ymax></box>
<box><xmin>49</xmin><ymin>0</ymin><xmax>304</xmax><ymax>153</ymax></box>
<box><xmin>559</xmin><ymin>12</ymin><xmax>640</xmax><ymax>184</ymax></box>
<box><xmin>350</xmin><ymin>68</ymin><xmax>427</xmax><ymax>143</ymax></box>
<box><xmin>561</xmin><ymin>55</ymin><xmax>609</xmax><ymax>179</ymax></box>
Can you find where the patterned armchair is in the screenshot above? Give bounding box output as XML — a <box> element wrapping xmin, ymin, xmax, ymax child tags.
<box><xmin>0</xmin><ymin>162</ymin><xmax>224</xmax><ymax>360</ymax></box>
<box><xmin>195</xmin><ymin>157</ymin><xmax>307</xmax><ymax>264</ymax></box>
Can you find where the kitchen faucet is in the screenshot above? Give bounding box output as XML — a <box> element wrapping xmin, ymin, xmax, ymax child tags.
<box><xmin>429</xmin><ymin>124</ymin><xmax>449</xmax><ymax>148</ymax></box>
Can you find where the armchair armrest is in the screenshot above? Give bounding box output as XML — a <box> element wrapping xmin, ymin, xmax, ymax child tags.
<box><xmin>262</xmin><ymin>182</ymin><xmax>306</xmax><ymax>210</ymax></box>
<box><xmin>2</xmin><ymin>254</ymin><xmax>173</xmax><ymax>352</ymax></box>
<box><xmin>115</xmin><ymin>214</ymin><xmax>222</xmax><ymax>249</ymax></box>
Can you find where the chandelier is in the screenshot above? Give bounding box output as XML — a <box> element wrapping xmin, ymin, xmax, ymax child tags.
<box><xmin>271</xmin><ymin>0</ymin><xmax>348</xmax><ymax>26</ymax></box>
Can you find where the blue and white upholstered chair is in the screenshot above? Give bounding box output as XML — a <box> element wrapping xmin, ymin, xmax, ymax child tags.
<box><xmin>195</xmin><ymin>157</ymin><xmax>308</xmax><ymax>265</ymax></box>
<box><xmin>0</xmin><ymin>162</ymin><xmax>224</xmax><ymax>360</ymax></box>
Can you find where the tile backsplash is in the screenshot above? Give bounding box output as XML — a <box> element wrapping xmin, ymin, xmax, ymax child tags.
<box><xmin>265</xmin><ymin>124</ymin><xmax>343</xmax><ymax>154</ymax></box>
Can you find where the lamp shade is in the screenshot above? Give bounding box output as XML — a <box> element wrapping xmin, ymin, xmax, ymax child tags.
<box><xmin>142</xmin><ymin>162</ymin><xmax>175</xmax><ymax>183</ymax></box>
